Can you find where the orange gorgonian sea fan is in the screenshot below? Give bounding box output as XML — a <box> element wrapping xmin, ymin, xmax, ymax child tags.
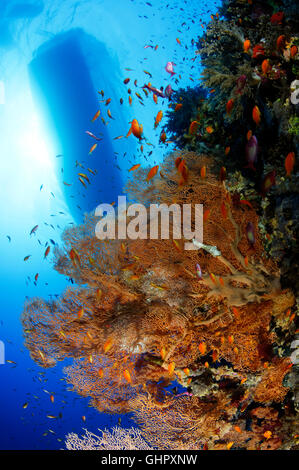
<box><xmin>22</xmin><ymin>151</ymin><xmax>296</xmax><ymax>447</ymax></box>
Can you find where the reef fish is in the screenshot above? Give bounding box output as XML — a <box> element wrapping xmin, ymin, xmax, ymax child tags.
<box><xmin>285</xmin><ymin>152</ymin><xmax>295</xmax><ymax>176</ymax></box>
<box><xmin>261</xmin><ymin>170</ymin><xmax>276</xmax><ymax>197</ymax></box>
<box><xmin>226</xmin><ymin>99</ymin><xmax>234</xmax><ymax>115</ymax></box>
<box><xmin>245</xmin><ymin>135</ymin><xmax>258</xmax><ymax>171</ymax></box>
<box><xmin>246</xmin><ymin>222</ymin><xmax>255</xmax><ymax>246</ymax></box>
<box><xmin>164</xmin><ymin>84</ymin><xmax>173</xmax><ymax>100</ymax></box>
<box><xmin>252</xmin><ymin>106</ymin><xmax>261</xmax><ymax>125</ymax></box>
<box><xmin>165</xmin><ymin>62</ymin><xmax>176</xmax><ymax>76</ymax></box>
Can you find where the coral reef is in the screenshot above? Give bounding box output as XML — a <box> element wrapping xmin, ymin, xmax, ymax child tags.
<box><xmin>22</xmin><ymin>150</ymin><xmax>297</xmax><ymax>449</ymax></box>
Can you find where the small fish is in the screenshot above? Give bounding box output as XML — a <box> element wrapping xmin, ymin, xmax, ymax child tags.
<box><xmin>146</xmin><ymin>165</ymin><xmax>159</xmax><ymax>182</ymax></box>
<box><xmin>123</xmin><ymin>78</ymin><xmax>130</xmax><ymax>84</ymax></box>
<box><xmin>245</xmin><ymin>135</ymin><xmax>258</xmax><ymax>171</ymax></box>
<box><xmin>165</xmin><ymin>61</ymin><xmax>176</xmax><ymax>76</ymax></box>
<box><xmin>261</xmin><ymin>59</ymin><xmax>271</xmax><ymax>75</ymax></box>
<box><xmin>246</xmin><ymin>222</ymin><xmax>255</xmax><ymax>246</ymax></box>
<box><xmin>174</xmin><ymin>103</ymin><xmax>183</xmax><ymax>112</ymax></box>
<box><xmin>261</xmin><ymin>170</ymin><xmax>276</xmax><ymax>197</ymax></box>
<box><xmin>24</xmin><ymin>255</ymin><xmax>31</xmax><ymax>261</ymax></box>
<box><xmin>164</xmin><ymin>84</ymin><xmax>173</xmax><ymax>100</ymax></box>
<box><xmin>226</xmin><ymin>99</ymin><xmax>234</xmax><ymax>115</ymax></box>
<box><xmin>168</xmin><ymin>362</ymin><xmax>175</xmax><ymax>376</ymax></box>
<box><xmin>189</xmin><ymin>121</ymin><xmax>199</xmax><ymax>135</ymax></box>
<box><xmin>123</xmin><ymin>369</ymin><xmax>132</xmax><ymax>384</ymax></box>
<box><xmin>263</xmin><ymin>431</ymin><xmax>272</xmax><ymax>440</ymax></box>
<box><xmin>252</xmin><ymin>105</ymin><xmax>261</xmax><ymax>126</ymax></box>
<box><xmin>154</xmin><ymin>110</ymin><xmax>163</xmax><ymax>128</ymax></box>
<box><xmin>285</xmin><ymin>152</ymin><xmax>295</xmax><ymax>176</ymax></box>
<box><xmin>291</xmin><ymin>45</ymin><xmax>298</xmax><ymax>58</ymax></box>
<box><xmin>30</xmin><ymin>225</ymin><xmax>39</xmax><ymax>236</ymax></box>
<box><xmin>243</xmin><ymin>39</ymin><xmax>251</xmax><ymax>53</ymax></box>
<box><xmin>23</xmin><ymin>403</ymin><xmax>28</xmax><ymax>409</ymax></box>
<box><xmin>129</xmin><ymin>164</ymin><xmax>141</xmax><ymax>172</ymax></box>
<box><xmin>50</xmin><ymin>395</ymin><xmax>54</xmax><ymax>403</ymax></box>
<box><xmin>206</xmin><ymin>125</ymin><xmax>214</xmax><ymax>134</ymax></box>
<box><xmin>91</xmin><ymin>110</ymin><xmax>100</xmax><ymax>122</ymax></box>
<box><xmin>160</xmin><ymin>346</ymin><xmax>166</xmax><ymax>360</ymax></box>
<box><xmin>198</xmin><ymin>342</ymin><xmax>206</xmax><ymax>355</ymax></box>
<box><xmin>225</xmin><ymin>146</ymin><xmax>230</xmax><ymax>155</ymax></box>
<box><xmin>85</xmin><ymin>131</ymin><xmax>102</xmax><ymax>141</ymax></box>
<box><xmin>276</xmin><ymin>35</ymin><xmax>285</xmax><ymax>50</ymax></box>
<box><xmin>270</xmin><ymin>11</ymin><xmax>284</xmax><ymax>25</ymax></box>
<box><xmin>107</xmin><ymin>109</ymin><xmax>114</xmax><ymax>119</ymax></box>
<box><xmin>195</xmin><ymin>263</ymin><xmax>202</xmax><ymax>279</ymax></box>
<box><xmin>103</xmin><ymin>338</ymin><xmax>113</xmax><ymax>353</ymax></box>
<box><xmin>89</xmin><ymin>143</ymin><xmax>97</xmax><ymax>155</ymax></box>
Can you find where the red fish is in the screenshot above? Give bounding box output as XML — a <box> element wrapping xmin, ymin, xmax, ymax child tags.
<box><xmin>252</xmin><ymin>44</ymin><xmax>265</xmax><ymax>59</ymax></box>
<box><xmin>226</xmin><ymin>99</ymin><xmax>234</xmax><ymax>115</ymax></box>
<box><xmin>270</xmin><ymin>11</ymin><xmax>284</xmax><ymax>25</ymax></box>
<box><xmin>261</xmin><ymin>170</ymin><xmax>276</xmax><ymax>197</ymax></box>
<box><xmin>285</xmin><ymin>152</ymin><xmax>295</xmax><ymax>176</ymax></box>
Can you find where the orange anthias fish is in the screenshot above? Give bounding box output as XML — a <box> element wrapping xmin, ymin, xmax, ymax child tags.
<box><xmin>206</xmin><ymin>125</ymin><xmax>214</xmax><ymax>134</ymax></box>
<box><xmin>168</xmin><ymin>362</ymin><xmax>175</xmax><ymax>376</ymax></box>
<box><xmin>174</xmin><ymin>103</ymin><xmax>183</xmax><ymax>112</ymax></box>
<box><xmin>199</xmin><ymin>342</ymin><xmax>207</xmax><ymax>355</ymax></box>
<box><xmin>243</xmin><ymin>39</ymin><xmax>251</xmax><ymax>53</ymax></box>
<box><xmin>69</xmin><ymin>248</ymin><xmax>81</xmax><ymax>267</ymax></box>
<box><xmin>252</xmin><ymin>105</ymin><xmax>261</xmax><ymax>125</ymax></box>
<box><xmin>146</xmin><ymin>165</ymin><xmax>159</xmax><ymax>182</ymax></box>
<box><xmin>177</xmin><ymin>159</ymin><xmax>189</xmax><ymax>185</ymax></box>
<box><xmin>226</xmin><ymin>99</ymin><xmax>234</xmax><ymax>115</ymax></box>
<box><xmin>285</xmin><ymin>152</ymin><xmax>295</xmax><ymax>176</ymax></box>
<box><xmin>189</xmin><ymin>120</ymin><xmax>199</xmax><ymax>135</ymax></box>
<box><xmin>123</xmin><ymin>369</ymin><xmax>132</xmax><ymax>384</ymax></box>
<box><xmin>291</xmin><ymin>45</ymin><xmax>298</xmax><ymax>58</ymax></box>
<box><xmin>91</xmin><ymin>110</ymin><xmax>100</xmax><ymax>122</ymax></box>
<box><xmin>103</xmin><ymin>338</ymin><xmax>113</xmax><ymax>353</ymax></box>
<box><xmin>261</xmin><ymin>59</ymin><xmax>271</xmax><ymax>75</ymax></box>
<box><xmin>89</xmin><ymin>143</ymin><xmax>98</xmax><ymax>155</ymax></box>
<box><xmin>129</xmin><ymin>119</ymin><xmax>143</xmax><ymax>140</ymax></box>
<box><xmin>129</xmin><ymin>164</ymin><xmax>141</xmax><ymax>172</ymax></box>
<box><xmin>276</xmin><ymin>35</ymin><xmax>285</xmax><ymax>50</ymax></box>
<box><xmin>44</xmin><ymin>246</ymin><xmax>50</xmax><ymax>258</ymax></box>
<box><xmin>154</xmin><ymin>110</ymin><xmax>163</xmax><ymax>128</ymax></box>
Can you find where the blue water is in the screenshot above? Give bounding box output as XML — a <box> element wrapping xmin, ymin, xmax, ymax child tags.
<box><xmin>0</xmin><ymin>0</ymin><xmax>220</xmax><ymax>450</ymax></box>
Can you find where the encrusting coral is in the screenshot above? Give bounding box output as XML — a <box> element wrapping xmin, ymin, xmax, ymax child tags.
<box><xmin>22</xmin><ymin>150</ymin><xmax>297</xmax><ymax>449</ymax></box>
